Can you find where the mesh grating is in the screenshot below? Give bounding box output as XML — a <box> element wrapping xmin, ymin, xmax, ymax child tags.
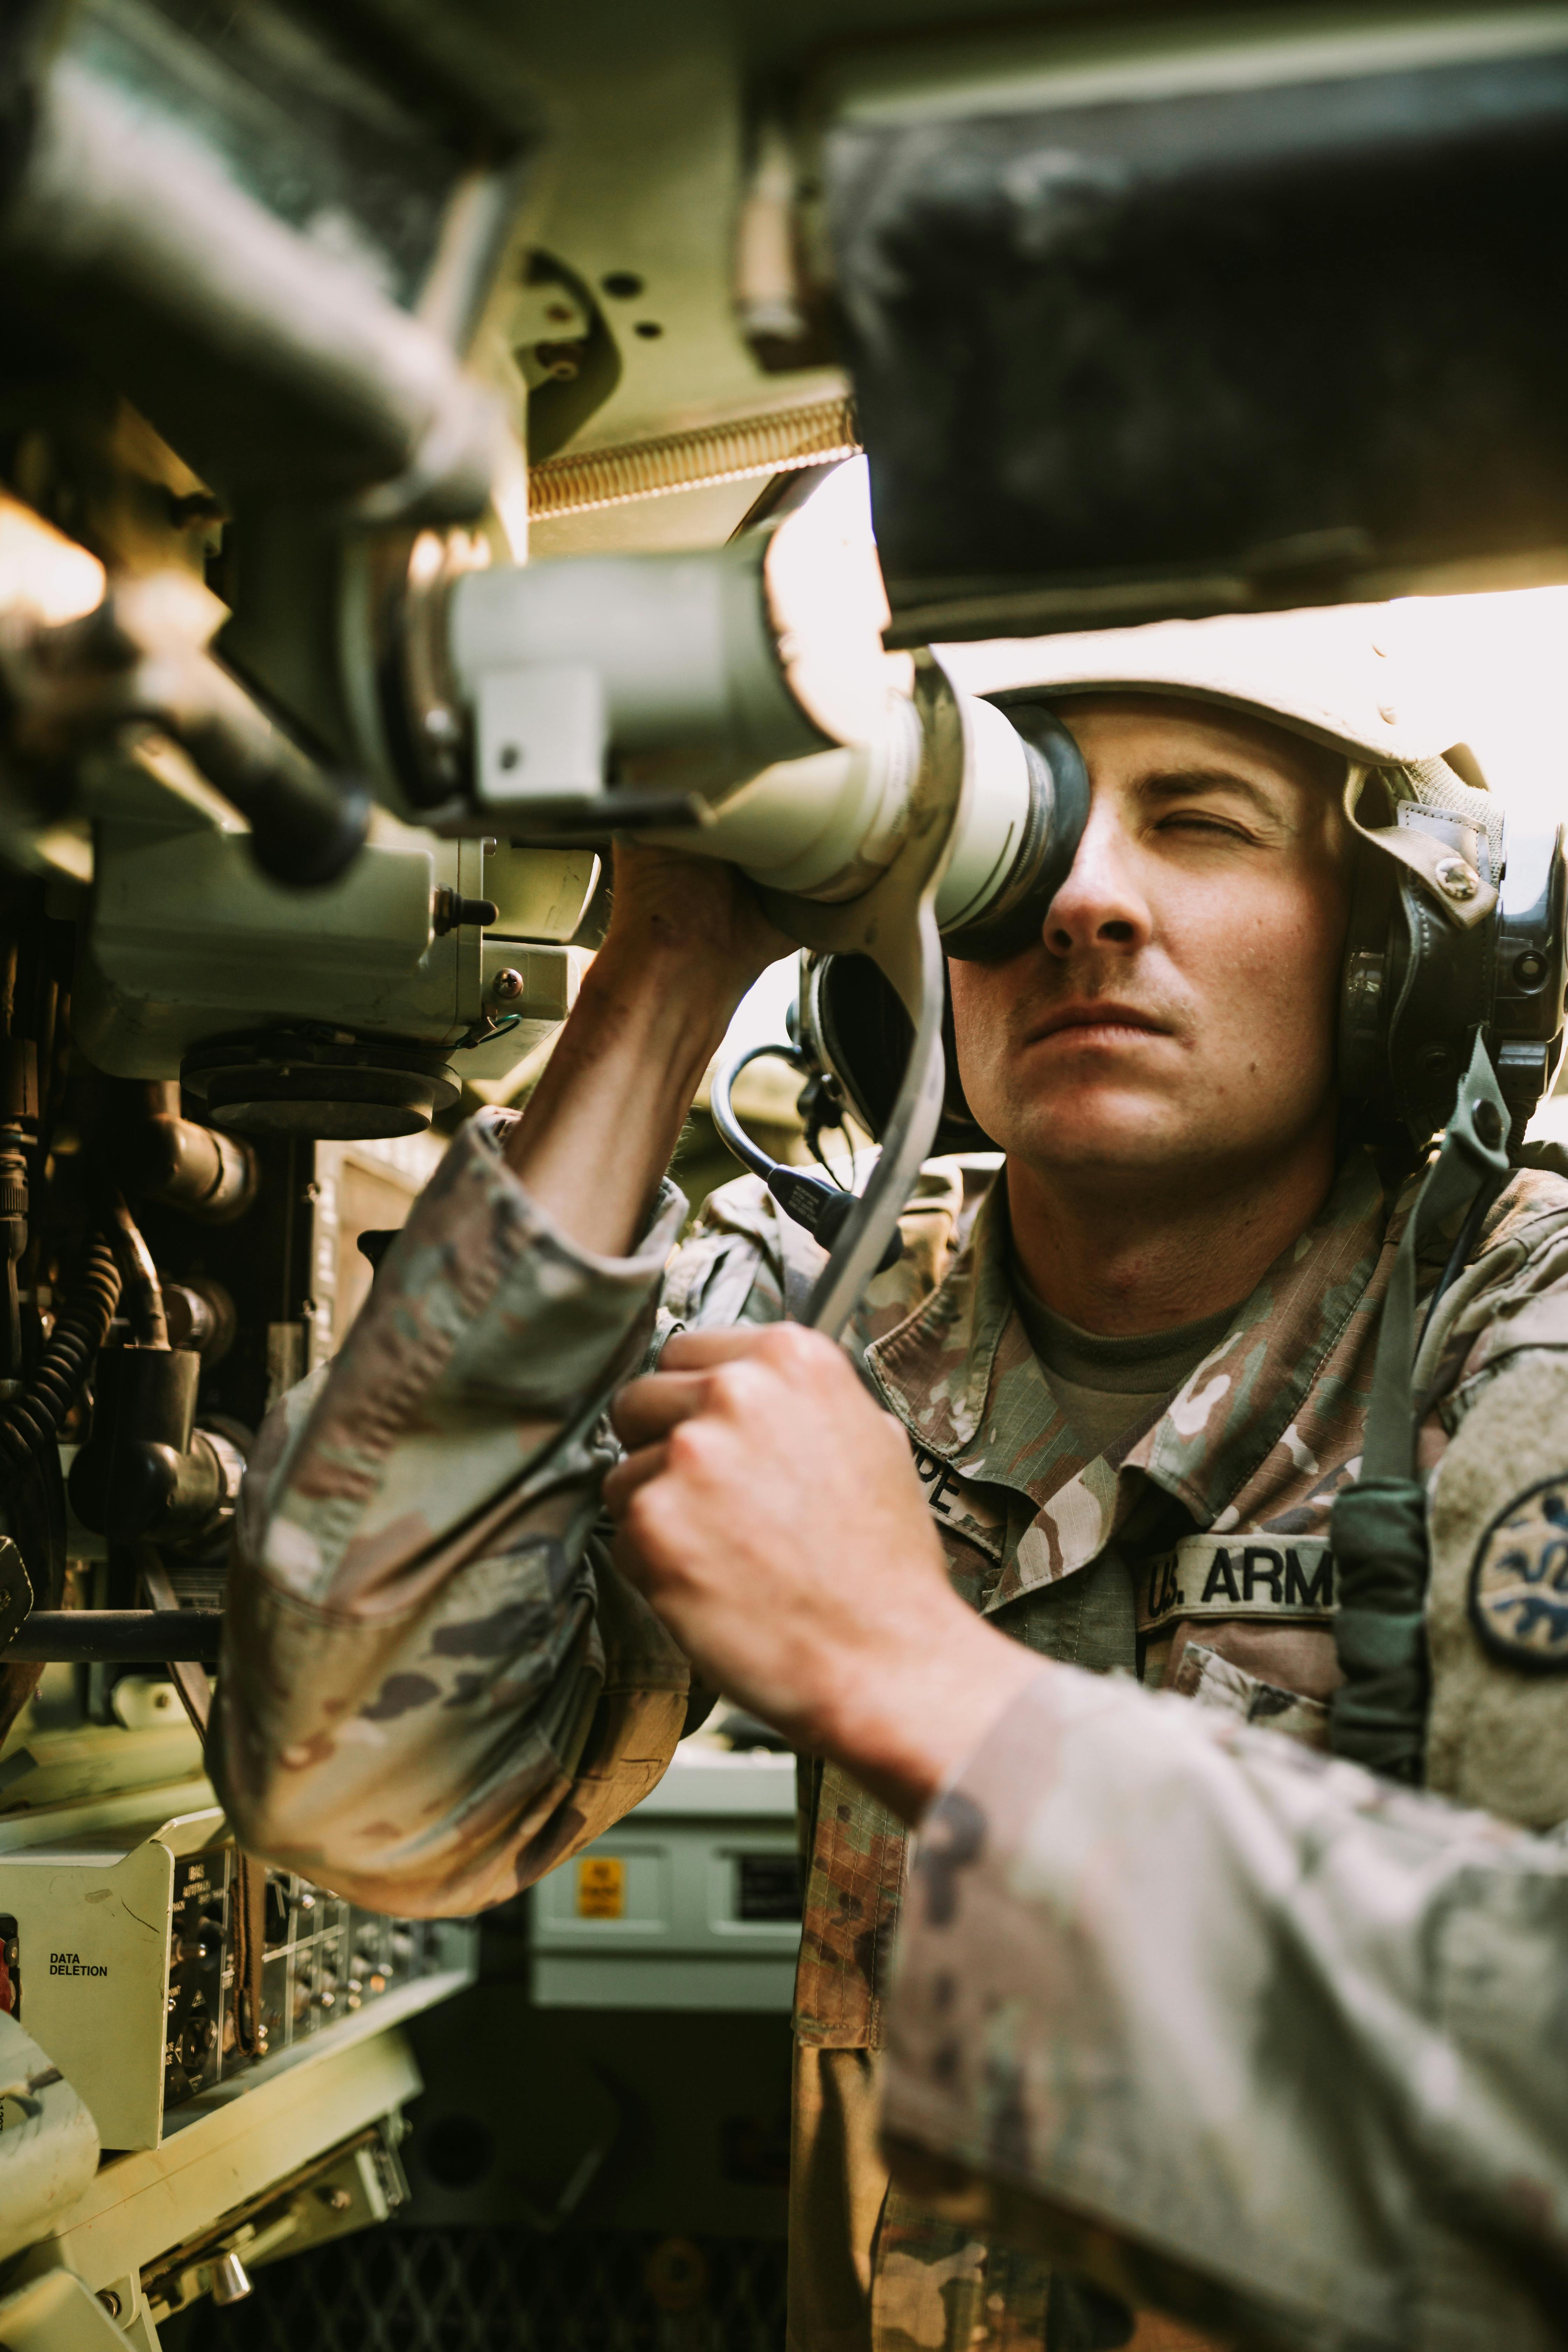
<box><xmin>176</xmin><ymin>2226</ymin><xmax>786</xmax><ymax>2352</ymax></box>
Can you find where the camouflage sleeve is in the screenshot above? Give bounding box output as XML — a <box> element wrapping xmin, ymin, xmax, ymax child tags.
<box><xmin>882</xmin><ymin>1667</ymin><xmax>1568</xmax><ymax>2350</ymax></box>
<box><xmin>210</xmin><ymin>1112</ymin><xmax>701</xmax><ymax>1917</ymax></box>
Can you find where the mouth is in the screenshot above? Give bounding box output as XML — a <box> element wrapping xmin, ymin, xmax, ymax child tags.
<box><xmin>1027</xmin><ymin>1003</ymin><xmax>1174</xmax><ymax>1045</ymax></box>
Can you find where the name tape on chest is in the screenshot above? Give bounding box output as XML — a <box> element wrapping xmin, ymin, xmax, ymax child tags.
<box><xmin>912</xmin><ymin>1447</ymin><xmax>1006</xmax><ymax>1561</ymax></box>
<box><xmin>1139</xmin><ymin>1534</ymin><xmax>1336</xmax><ymax>1634</ymax></box>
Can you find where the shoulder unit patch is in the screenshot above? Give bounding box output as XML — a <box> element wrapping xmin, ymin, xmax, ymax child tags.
<box><xmin>1469</xmin><ymin>1476</ymin><xmax>1568</xmax><ymax>1671</ymax></box>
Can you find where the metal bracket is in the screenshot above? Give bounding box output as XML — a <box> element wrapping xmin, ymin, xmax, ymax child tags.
<box><xmin>757</xmin><ymin>654</ymin><xmax>968</xmax><ymax>1339</ymax></box>
<box><xmin>3</xmin><ymin>1609</ymin><xmax>221</xmax><ymax>1662</ymax></box>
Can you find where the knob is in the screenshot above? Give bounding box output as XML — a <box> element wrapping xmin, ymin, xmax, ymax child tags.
<box><xmin>211</xmin><ymin>2251</ymin><xmax>253</xmax><ymax>2306</ymax></box>
<box><xmin>432</xmin><ymin>889</ymin><xmax>498</xmax><ymax>935</ymax></box>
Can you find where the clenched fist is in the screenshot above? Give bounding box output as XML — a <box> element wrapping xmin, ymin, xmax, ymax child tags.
<box><xmin>605</xmin><ymin>1324</ymin><xmax>1043</xmax><ymax>1819</ymax></box>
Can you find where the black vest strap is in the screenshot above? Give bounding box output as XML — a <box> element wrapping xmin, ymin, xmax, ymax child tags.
<box><xmin>1329</xmin><ymin>1036</ymin><xmax>1511</xmax><ymax>1782</ymax></box>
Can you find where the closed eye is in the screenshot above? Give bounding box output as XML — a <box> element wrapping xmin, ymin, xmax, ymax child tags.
<box><xmin>1156</xmin><ymin>811</ymin><xmax>1260</xmax><ymax>843</ymax></box>
<box><xmin>1140</xmin><ymin>767</ymin><xmax>1293</xmax><ymax>848</ymax></box>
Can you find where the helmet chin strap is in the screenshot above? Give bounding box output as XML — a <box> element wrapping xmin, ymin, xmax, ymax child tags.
<box><xmin>1329</xmin><ymin>1032</ymin><xmax>1512</xmax><ymax>1783</ymax></box>
<box><xmin>1341</xmin><ymin>758</ymin><xmax>1499</xmax><ymax>932</ymax></box>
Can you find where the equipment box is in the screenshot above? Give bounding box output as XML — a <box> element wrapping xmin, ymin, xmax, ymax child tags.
<box><xmin>0</xmin><ymin>1806</ymin><xmax>472</xmax><ymax>2150</ymax></box>
<box><xmin>530</xmin><ymin>1747</ymin><xmax>800</xmax><ymax>2011</ymax></box>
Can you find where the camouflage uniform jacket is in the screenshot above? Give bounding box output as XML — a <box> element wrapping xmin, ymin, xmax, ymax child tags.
<box><xmin>883</xmin><ymin>1177</ymin><xmax>1568</xmax><ymax>2352</ymax></box>
<box><xmin>211</xmin><ymin>1112</ymin><xmax>1568</xmax><ymax>2351</ymax></box>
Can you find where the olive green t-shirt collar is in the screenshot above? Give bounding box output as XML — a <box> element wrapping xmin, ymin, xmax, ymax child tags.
<box><xmin>1008</xmin><ymin>1272</ymin><xmax>1244</xmax><ymax>1399</ymax></box>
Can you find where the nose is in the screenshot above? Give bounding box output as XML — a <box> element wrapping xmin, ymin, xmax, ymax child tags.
<box><xmin>1042</xmin><ymin>790</ymin><xmax>1152</xmax><ymax>960</ymax></box>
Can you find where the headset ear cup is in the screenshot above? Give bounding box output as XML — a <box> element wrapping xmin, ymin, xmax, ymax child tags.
<box><xmin>1338</xmin><ymin>765</ymin><xmax>1508</xmax><ymax>1156</ymax></box>
<box><xmin>1337</xmin><ymin>833</ymin><xmax>1398</xmax><ymax>1145</ymax></box>
<box><xmin>808</xmin><ymin>953</ymin><xmax>897</xmax><ymax>1139</ymax></box>
<box><xmin>809</xmin><ymin>953</ymin><xmax>997</xmax><ymax>1154</ymax></box>
<box><xmin>1337</xmin><ymin>773</ymin><xmax>1422</xmax><ymax>1157</ymax></box>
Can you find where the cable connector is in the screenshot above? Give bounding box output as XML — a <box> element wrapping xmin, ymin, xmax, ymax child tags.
<box><xmin>712</xmin><ymin>1041</ymin><xmax>902</xmax><ymax>1278</ymax></box>
<box><xmin>765</xmin><ymin>1166</ymin><xmax>901</xmax><ymax>1272</ymax></box>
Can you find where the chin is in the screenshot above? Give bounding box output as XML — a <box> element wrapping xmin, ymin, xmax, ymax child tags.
<box><xmin>996</xmin><ymin>1091</ymin><xmax>1183</xmax><ymax>1171</ymax></box>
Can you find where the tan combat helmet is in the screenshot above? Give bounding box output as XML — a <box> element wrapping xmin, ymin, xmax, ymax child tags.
<box><xmin>941</xmin><ymin>604</ymin><xmax>1504</xmax><ymax>930</ymax></box>
<box><xmin>812</xmin><ymin>607</ymin><xmax>1563</xmax><ymax>1156</ymax></box>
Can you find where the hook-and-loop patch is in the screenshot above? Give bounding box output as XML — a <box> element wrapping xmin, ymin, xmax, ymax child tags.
<box><xmin>1138</xmin><ymin>1534</ymin><xmax>1336</xmax><ymax>1634</ymax></box>
<box><xmin>1469</xmin><ymin>1476</ymin><xmax>1568</xmax><ymax>1671</ymax></box>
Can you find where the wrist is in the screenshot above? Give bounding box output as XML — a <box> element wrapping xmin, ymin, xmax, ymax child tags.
<box><xmin>811</xmin><ymin>1607</ymin><xmax>1047</xmax><ymax>1825</ymax></box>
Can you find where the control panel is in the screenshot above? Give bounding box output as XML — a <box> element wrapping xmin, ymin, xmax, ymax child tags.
<box><xmin>0</xmin><ymin>1807</ymin><xmax>472</xmax><ymax>2151</ymax></box>
<box><xmin>162</xmin><ymin>1850</ymin><xmax>454</xmax><ymax>2115</ymax></box>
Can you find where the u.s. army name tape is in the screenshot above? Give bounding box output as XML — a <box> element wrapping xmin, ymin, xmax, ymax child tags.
<box><xmin>1138</xmin><ymin>1534</ymin><xmax>1336</xmax><ymax>1633</ymax></box>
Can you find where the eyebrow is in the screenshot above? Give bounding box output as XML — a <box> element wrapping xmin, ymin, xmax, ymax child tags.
<box><xmin>1134</xmin><ymin>767</ymin><xmax>1294</xmax><ymax>826</ymax></box>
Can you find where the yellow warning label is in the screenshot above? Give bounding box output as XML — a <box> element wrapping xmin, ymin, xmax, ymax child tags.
<box><xmin>576</xmin><ymin>1855</ymin><xmax>625</xmax><ymax>1919</ymax></box>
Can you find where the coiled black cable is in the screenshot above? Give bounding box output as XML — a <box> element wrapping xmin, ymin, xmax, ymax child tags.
<box><xmin>0</xmin><ymin>1231</ymin><xmax>121</xmax><ymax>1482</ymax></box>
<box><xmin>710</xmin><ymin>1043</ymin><xmax>902</xmax><ymax>1276</ymax></box>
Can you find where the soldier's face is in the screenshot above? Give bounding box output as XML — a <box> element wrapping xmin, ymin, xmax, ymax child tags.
<box><xmin>948</xmin><ymin>696</ymin><xmax>1351</xmax><ymax>1183</ymax></box>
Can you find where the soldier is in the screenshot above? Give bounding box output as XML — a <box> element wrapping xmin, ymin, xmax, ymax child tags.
<box><xmin>213</xmin><ymin>612</ymin><xmax>1568</xmax><ymax>2352</ymax></box>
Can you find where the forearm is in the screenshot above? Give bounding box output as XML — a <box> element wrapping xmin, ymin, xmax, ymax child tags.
<box><xmin>504</xmin><ymin>940</ymin><xmax>732</xmax><ymax>1258</ymax></box>
<box><xmin>217</xmin><ymin>825</ymin><xmax>794</xmax><ymax>1901</ymax></box>
<box><xmin>884</xmin><ymin>1668</ymin><xmax>1568</xmax><ymax>2350</ymax></box>
<box><xmin>504</xmin><ymin>846</ymin><xmax>791</xmax><ymax>1258</ymax></box>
